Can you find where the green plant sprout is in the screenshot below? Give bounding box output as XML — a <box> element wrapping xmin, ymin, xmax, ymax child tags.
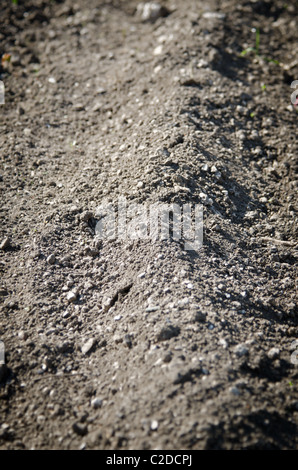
<box><xmin>241</xmin><ymin>28</ymin><xmax>260</xmax><ymax>57</ymax></box>
<box><xmin>241</xmin><ymin>28</ymin><xmax>280</xmax><ymax>65</ymax></box>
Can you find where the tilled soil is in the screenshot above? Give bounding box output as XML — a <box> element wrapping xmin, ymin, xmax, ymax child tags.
<box><xmin>0</xmin><ymin>0</ymin><xmax>297</xmax><ymax>450</ymax></box>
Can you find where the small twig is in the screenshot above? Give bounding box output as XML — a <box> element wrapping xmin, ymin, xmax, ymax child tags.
<box><xmin>259</xmin><ymin>237</ymin><xmax>297</xmax><ymax>247</ymax></box>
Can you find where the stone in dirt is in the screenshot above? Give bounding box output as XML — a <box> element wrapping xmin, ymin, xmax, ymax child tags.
<box><xmin>136</xmin><ymin>2</ymin><xmax>169</xmax><ymax>22</ymax></box>
<box><xmin>46</xmin><ymin>254</ymin><xmax>56</xmax><ymax>265</ymax></box>
<box><xmin>67</xmin><ymin>291</ymin><xmax>77</xmax><ymax>303</ymax></box>
<box><xmin>72</xmin><ymin>422</ymin><xmax>88</xmax><ymax>436</ymax></box>
<box><xmin>0</xmin><ymin>238</ymin><xmax>10</xmax><ymax>250</ymax></box>
<box><xmin>91</xmin><ymin>397</ymin><xmax>103</xmax><ymax>409</ymax></box>
<box><xmin>81</xmin><ymin>338</ymin><xmax>96</xmax><ymax>355</ymax></box>
<box><xmin>156</xmin><ymin>324</ymin><xmax>180</xmax><ymax>341</ymax></box>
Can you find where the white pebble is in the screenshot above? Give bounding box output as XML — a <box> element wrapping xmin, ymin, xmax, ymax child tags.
<box><xmin>153</xmin><ymin>45</ymin><xmax>163</xmax><ymax>56</ymax></box>
<box><xmin>81</xmin><ymin>338</ymin><xmax>95</xmax><ymax>355</ymax></box>
<box><xmin>234</xmin><ymin>344</ymin><xmax>249</xmax><ymax>357</ymax></box>
<box><xmin>267</xmin><ymin>347</ymin><xmax>280</xmax><ymax>359</ymax></box>
<box><xmin>67</xmin><ymin>291</ymin><xmax>77</xmax><ymax>303</ymax></box>
<box><xmin>91</xmin><ymin>397</ymin><xmax>102</xmax><ymax>409</ymax></box>
<box><xmin>150</xmin><ymin>419</ymin><xmax>159</xmax><ymax>430</ymax></box>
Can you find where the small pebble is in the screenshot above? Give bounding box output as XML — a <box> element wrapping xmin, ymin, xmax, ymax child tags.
<box><xmin>230</xmin><ymin>386</ymin><xmax>241</xmax><ymax>396</ymax></box>
<box><xmin>72</xmin><ymin>422</ymin><xmax>88</xmax><ymax>436</ymax></box>
<box><xmin>124</xmin><ymin>334</ymin><xmax>133</xmax><ymax>349</ymax></box>
<box><xmin>47</xmin><ymin>254</ymin><xmax>56</xmax><ymax>265</ymax></box>
<box><xmin>145</xmin><ymin>305</ymin><xmax>160</xmax><ymax>312</ymax></box>
<box><xmin>80</xmin><ymin>210</ymin><xmax>93</xmax><ymax>222</ymax></box>
<box><xmin>193</xmin><ymin>310</ymin><xmax>206</xmax><ymax>322</ymax></box>
<box><xmin>267</xmin><ymin>347</ymin><xmax>280</xmax><ymax>360</ymax></box>
<box><xmin>234</xmin><ymin>344</ymin><xmax>249</xmax><ymax>357</ymax></box>
<box><xmin>156</xmin><ymin>325</ymin><xmax>180</xmax><ymax>342</ymax></box>
<box><xmin>0</xmin><ymin>237</ymin><xmax>10</xmax><ymax>250</ymax></box>
<box><xmin>153</xmin><ymin>45</ymin><xmax>163</xmax><ymax>56</ymax></box>
<box><xmin>163</xmin><ymin>352</ymin><xmax>173</xmax><ymax>363</ymax></box>
<box><xmin>218</xmin><ymin>338</ymin><xmax>228</xmax><ymax>349</ymax></box>
<box><xmin>36</xmin><ymin>415</ymin><xmax>45</xmax><ymax>424</ymax></box>
<box><xmin>81</xmin><ymin>338</ymin><xmax>96</xmax><ymax>355</ymax></box>
<box><xmin>91</xmin><ymin>397</ymin><xmax>102</xmax><ymax>409</ymax></box>
<box><xmin>23</xmin><ymin>128</ymin><xmax>31</xmax><ymax>136</ymax></box>
<box><xmin>137</xmin><ymin>2</ymin><xmax>166</xmax><ymax>22</ymax></box>
<box><xmin>18</xmin><ymin>331</ymin><xmax>28</xmax><ymax>340</ymax></box>
<box><xmin>67</xmin><ymin>291</ymin><xmax>77</xmax><ymax>303</ymax></box>
<box><xmin>150</xmin><ymin>419</ymin><xmax>159</xmax><ymax>431</ymax></box>
<box><xmin>202</xmin><ymin>11</ymin><xmax>226</xmax><ymax>19</ymax></box>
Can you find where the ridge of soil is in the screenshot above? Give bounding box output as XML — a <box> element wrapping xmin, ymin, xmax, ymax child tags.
<box><xmin>0</xmin><ymin>0</ymin><xmax>297</xmax><ymax>450</ymax></box>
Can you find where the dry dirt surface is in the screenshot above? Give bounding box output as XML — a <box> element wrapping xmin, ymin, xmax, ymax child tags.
<box><xmin>0</xmin><ymin>0</ymin><xmax>297</xmax><ymax>450</ymax></box>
